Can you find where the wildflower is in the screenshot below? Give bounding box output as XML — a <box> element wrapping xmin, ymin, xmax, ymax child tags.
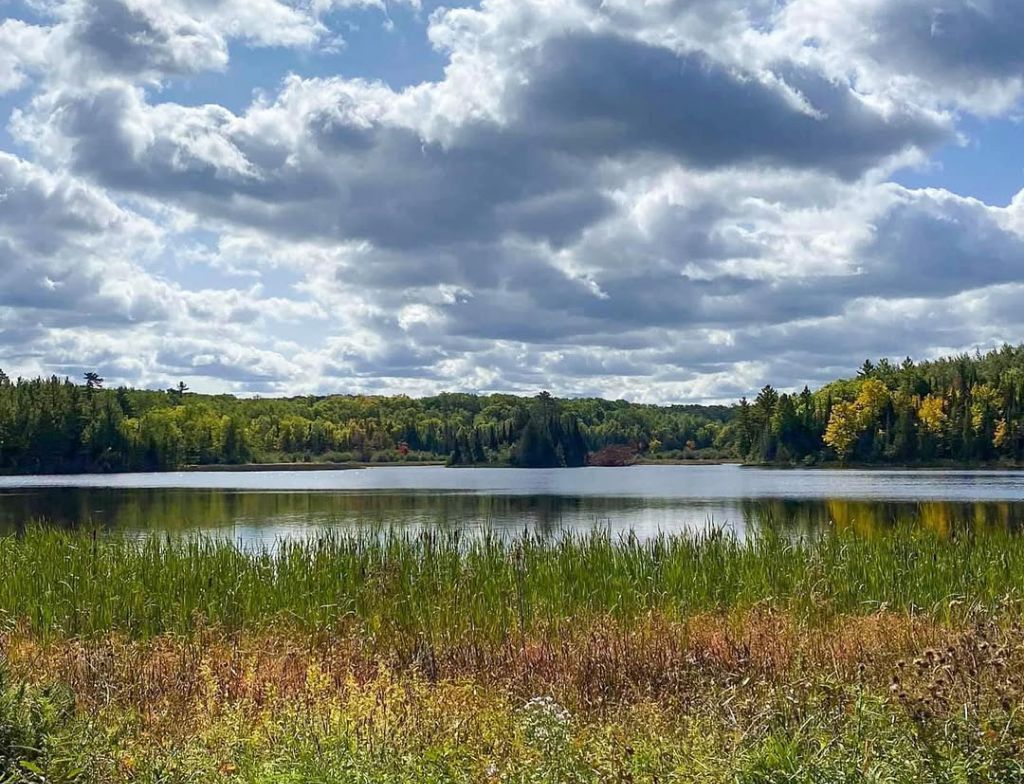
<box><xmin>521</xmin><ymin>696</ymin><xmax>573</xmax><ymax>748</ymax></box>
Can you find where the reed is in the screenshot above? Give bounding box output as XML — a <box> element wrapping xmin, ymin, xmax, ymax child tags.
<box><xmin>2</xmin><ymin>526</ymin><xmax>1022</xmax><ymax>641</ymax></box>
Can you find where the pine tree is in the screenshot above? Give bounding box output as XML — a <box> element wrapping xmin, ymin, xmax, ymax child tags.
<box><xmin>513</xmin><ymin>417</ymin><xmax>557</xmax><ymax>467</ymax></box>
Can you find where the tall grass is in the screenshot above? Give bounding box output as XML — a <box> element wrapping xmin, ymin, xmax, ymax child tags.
<box><xmin>1</xmin><ymin>527</ymin><xmax>1022</xmax><ymax>640</ymax></box>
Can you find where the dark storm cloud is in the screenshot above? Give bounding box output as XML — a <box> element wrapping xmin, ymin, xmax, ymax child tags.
<box><xmin>520</xmin><ymin>34</ymin><xmax>949</xmax><ymax>178</ymax></box>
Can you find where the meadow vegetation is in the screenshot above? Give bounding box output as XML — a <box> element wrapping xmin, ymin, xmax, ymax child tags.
<box><xmin>3</xmin><ymin>527</ymin><xmax>1024</xmax><ymax>781</ymax></box>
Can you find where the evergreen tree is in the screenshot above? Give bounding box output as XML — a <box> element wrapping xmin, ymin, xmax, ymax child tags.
<box><xmin>513</xmin><ymin>416</ymin><xmax>558</xmax><ymax>468</ymax></box>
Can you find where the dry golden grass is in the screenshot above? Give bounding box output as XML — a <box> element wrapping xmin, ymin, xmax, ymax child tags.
<box><xmin>6</xmin><ymin>610</ymin><xmax>1018</xmax><ymax>732</ymax></box>
<box><xmin>5</xmin><ymin>612</ymin><xmax>1024</xmax><ymax>782</ymax></box>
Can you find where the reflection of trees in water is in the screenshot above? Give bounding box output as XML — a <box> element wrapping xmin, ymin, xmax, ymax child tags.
<box><xmin>740</xmin><ymin>498</ymin><xmax>1024</xmax><ymax>537</ymax></box>
<box><xmin>0</xmin><ymin>490</ymin><xmax>666</xmax><ymax>536</ymax></box>
<box><xmin>3</xmin><ymin>489</ymin><xmax>1024</xmax><ymax>539</ymax></box>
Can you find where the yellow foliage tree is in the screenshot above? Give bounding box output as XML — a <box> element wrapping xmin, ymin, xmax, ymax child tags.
<box><xmin>970</xmin><ymin>383</ymin><xmax>1001</xmax><ymax>434</ymax></box>
<box><xmin>917</xmin><ymin>394</ymin><xmax>947</xmax><ymax>436</ymax></box>
<box><xmin>824</xmin><ymin>380</ymin><xmax>893</xmax><ymax>462</ymax></box>
<box><xmin>995</xmin><ymin>419</ymin><xmax>1009</xmax><ymax>449</ymax></box>
<box><xmin>824</xmin><ymin>400</ymin><xmax>860</xmax><ymax>461</ymax></box>
<box><xmin>854</xmin><ymin>379</ymin><xmax>890</xmax><ymax>430</ymax></box>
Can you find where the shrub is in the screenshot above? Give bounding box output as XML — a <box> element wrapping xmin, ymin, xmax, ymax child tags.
<box><xmin>0</xmin><ymin>662</ymin><xmax>75</xmax><ymax>782</ymax></box>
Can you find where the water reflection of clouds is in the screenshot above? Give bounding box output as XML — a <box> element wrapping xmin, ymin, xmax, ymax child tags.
<box><xmin>151</xmin><ymin>500</ymin><xmax>739</xmax><ymax>549</ymax></box>
<box><xmin>4</xmin><ymin>465</ymin><xmax>1024</xmax><ymax>501</ymax></box>
<box><xmin>4</xmin><ymin>466</ymin><xmax>1024</xmax><ymax>546</ymax></box>
<box><xmin>163</xmin><ymin>509</ymin><xmax>738</xmax><ymax>551</ymax></box>
<box><xmin>5</xmin><ymin>491</ymin><xmax>1024</xmax><ymax>548</ymax></box>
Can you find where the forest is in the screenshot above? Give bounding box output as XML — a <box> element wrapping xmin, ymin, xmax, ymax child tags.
<box><xmin>2</xmin><ymin>343</ymin><xmax>1024</xmax><ymax>473</ymax></box>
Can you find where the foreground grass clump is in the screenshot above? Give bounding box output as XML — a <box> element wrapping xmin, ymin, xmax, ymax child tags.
<box><xmin>0</xmin><ymin>661</ymin><xmax>82</xmax><ymax>782</ymax></box>
<box><xmin>3</xmin><ymin>527</ymin><xmax>1024</xmax><ymax>641</ymax></box>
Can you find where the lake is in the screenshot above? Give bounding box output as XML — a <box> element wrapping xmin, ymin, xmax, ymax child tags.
<box><xmin>1</xmin><ymin>465</ymin><xmax>1024</xmax><ymax>545</ymax></box>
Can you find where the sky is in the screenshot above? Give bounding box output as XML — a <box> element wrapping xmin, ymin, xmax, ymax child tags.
<box><xmin>1</xmin><ymin>0</ymin><xmax>1023</xmax><ymax>403</ymax></box>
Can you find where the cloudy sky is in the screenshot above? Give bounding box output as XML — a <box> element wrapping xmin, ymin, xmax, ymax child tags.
<box><xmin>1</xmin><ymin>0</ymin><xmax>1023</xmax><ymax>402</ymax></box>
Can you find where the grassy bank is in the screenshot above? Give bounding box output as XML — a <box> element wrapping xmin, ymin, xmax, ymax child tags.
<box><xmin>3</xmin><ymin>528</ymin><xmax>1024</xmax><ymax>782</ymax></box>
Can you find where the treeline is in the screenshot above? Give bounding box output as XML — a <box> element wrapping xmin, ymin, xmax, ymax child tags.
<box><xmin>732</xmin><ymin>344</ymin><xmax>1024</xmax><ymax>465</ymax></box>
<box><xmin>4</xmin><ymin>344</ymin><xmax>1024</xmax><ymax>474</ymax></box>
<box><xmin>0</xmin><ymin>370</ymin><xmax>730</xmax><ymax>473</ymax></box>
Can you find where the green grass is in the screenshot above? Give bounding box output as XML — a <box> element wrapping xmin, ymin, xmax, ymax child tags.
<box><xmin>2</xmin><ymin>526</ymin><xmax>1023</xmax><ymax>640</ymax></box>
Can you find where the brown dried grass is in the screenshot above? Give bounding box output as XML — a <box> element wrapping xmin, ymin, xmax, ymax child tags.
<box><xmin>6</xmin><ymin>610</ymin><xmax>1003</xmax><ymax>731</ymax></box>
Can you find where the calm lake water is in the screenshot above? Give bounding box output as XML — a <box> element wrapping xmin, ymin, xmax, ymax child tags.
<box><xmin>1</xmin><ymin>465</ymin><xmax>1024</xmax><ymax>545</ymax></box>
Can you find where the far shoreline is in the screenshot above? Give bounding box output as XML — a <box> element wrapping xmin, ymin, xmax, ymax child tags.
<box><xmin>3</xmin><ymin>460</ymin><xmax>1022</xmax><ymax>478</ymax></box>
<box><xmin>178</xmin><ymin>461</ymin><xmax>447</xmax><ymax>472</ymax></box>
<box><xmin>739</xmin><ymin>461</ymin><xmax>1024</xmax><ymax>471</ymax></box>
